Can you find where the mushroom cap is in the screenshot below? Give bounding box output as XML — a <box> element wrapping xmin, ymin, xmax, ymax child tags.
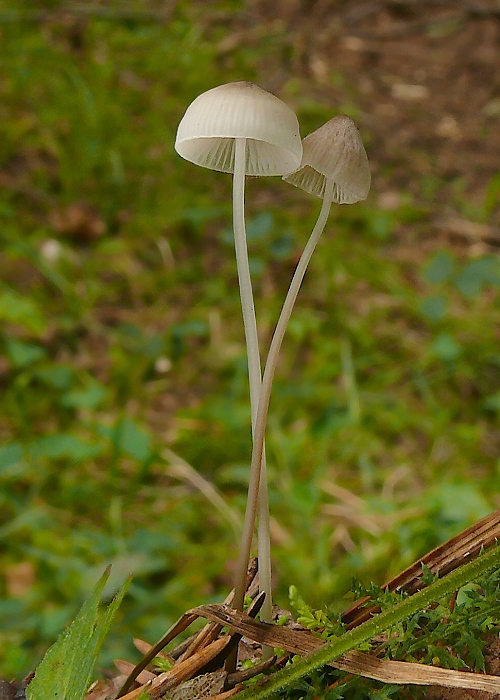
<box><xmin>175</xmin><ymin>81</ymin><xmax>302</xmax><ymax>176</ymax></box>
<box><xmin>283</xmin><ymin>116</ymin><xmax>371</xmax><ymax>203</ymax></box>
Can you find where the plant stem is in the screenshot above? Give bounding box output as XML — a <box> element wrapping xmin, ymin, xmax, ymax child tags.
<box><xmin>235</xmin><ymin>542</ymin><xmax>500</xmax><ymax>699</ymax></box>
<box><xmin>234</xmin><ymin>181</ymin><xmax>334</xmax><ymax>615</ymax></box>
<box><xmin>231</xmin><ymin>138</ymin><xmax>272</xmax><ymax>626</ymax></box>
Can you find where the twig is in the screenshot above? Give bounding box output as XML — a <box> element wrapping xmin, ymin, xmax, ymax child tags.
<box><xmin>116</xmin><ymin>561</ymin><xmax>259</xmax><ymax>697</ymax></box>
<box><xmin>118</xmin><ymin>637</ymin><xmax>231</xmax><ymax>700</ymax></box>
<box><xmin>342</xmin><ymin>508</ymin><xmax>500</xmax><ymax>628</ymax></box>
<box><xmin>164</xmin><ymin>448</ymin><xmax>241</xmax><ymax>538</ymax></box>
<box><xmin>434</xmin><ymin>215</ymin><xmax>500</xmax><ymax>248</ymax></box>
<box><xmin>185</xmin><ymin>604</ymin><xmax>500</xmax><ymax>693</ymax></box>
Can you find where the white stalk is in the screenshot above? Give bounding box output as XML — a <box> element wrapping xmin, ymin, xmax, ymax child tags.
<box><xmin>231</xmin><ymin>138</ymin><xmax>272</xmax><ymax>625</ymax></box>
<box><xmin>235</xmin><ymin>179</ymin><xmax>334</xmax><ymax>613</ymax></box>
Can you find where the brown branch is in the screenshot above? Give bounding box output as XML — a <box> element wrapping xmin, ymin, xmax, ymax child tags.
<box><xmin>342</xmin><ymin>508</ymin><xmax>500</xmax><ymax>628</ymax></box>
<box><xmin>116</xmin><ymin>562</ymin><xmax>260</xmax><ymax>697</ymax></box>
<box><xmin>193</xmin><ymin>605</ymin><xmax>500</xmax><ymax>693</ymax></box>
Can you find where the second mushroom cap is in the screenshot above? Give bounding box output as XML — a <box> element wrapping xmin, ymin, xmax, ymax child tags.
<box><xmin>283</xmin><ymin>115</ymin><xmax>371</xmax><ymax>204</ymax></box>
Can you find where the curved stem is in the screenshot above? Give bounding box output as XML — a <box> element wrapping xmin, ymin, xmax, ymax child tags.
<box><xmin>231</xmin><ymin>138</ymin><xmax>272</xmax><ymax>622</ymax></box>
<box><xmin>234</xmin><ymin>180</ymin><xmax>334</xmax><ymax>613</ymax></box>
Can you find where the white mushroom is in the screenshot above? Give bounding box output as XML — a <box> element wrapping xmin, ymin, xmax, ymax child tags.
<box><xmin>247</xmin><ymin>118</ymin><xmax>370</xmax><ymax>586</ymax></box>
<box><xmin>175</xmin><ymin>82</ymin><xmax>302</xmax><ymax>623</ymax></box>
<box><xmin>175</xmin><ymin>81</ymin><xmax>302</xmax><ymax>175</ymax></box>
<box><xmin>283</xmin><ymin>114</ymin><xmax>371</xmax><ymax>203</ymax></box>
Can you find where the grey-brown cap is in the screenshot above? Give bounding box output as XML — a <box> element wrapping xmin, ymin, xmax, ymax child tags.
<box><xmin>175</xmin><ymin>81</ymin><xmax>302</xmax><ymax>176</ymax></box>
<box><xmin>283</xmin><ymin>116</ymin><xmax>370</xmax><ymax>203</ymax></box>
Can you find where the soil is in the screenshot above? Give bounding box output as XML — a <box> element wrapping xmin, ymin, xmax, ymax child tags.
<box><xmin>246</xmin><ymin>0</ymin><xmax>500</xmax><ymax>244</ymax></box>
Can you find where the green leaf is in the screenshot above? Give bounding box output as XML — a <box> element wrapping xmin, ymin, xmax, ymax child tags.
<box><xmin>270</xmin><ymin>233</ymin><xmax>294</xmax><ymax>260</ymax></box>
<box><xmin>5</xmin><ymin>339</ymin><xmax>47</xmax><ymax>367</ymax></box>
<box><xmin>245</xmin><ymin>211</ymin><xmax>274</xmax><ymax>241</ymax></box>
<box><xmin>430</xmin><ymin>482</ymin><xmax>490</xmax><ymax>526</ymax></box>
<box><xmin>484</xmin><ymin>171</ymin><xmax>500</xmax><ymax>218</ymax></box>
<box><xmin>0</xmin><ymin>289</ymin><xmax>47</xmax><ymax>334</ymax></box>
<box><xmin>61</xmin><ymin>382</ymin><xmax>108</xmax><ymax>409</ymax></box>
<box><xmin>116</xmin><ymin>418</ymin><xmax>152</xmax><ymax>461</ymax></box>
<box><xmin>183</xmin><ymin>205</ymin><xmax>226</xmax><ymax>226</ymax></box>
<box><xmin>454</xmin><ymin>257</ymin><xmax>500</xmax><ymax>298</ymax></box>
<box><xmin>367</xmin><ymin>210</ymin><xmax>394</xmax><ymax>240</ymax></box>
<box><xmin>170</xmin><ymin>319</ymin><xmax>208</xmax><ymax>339</ymax></box>
<box><xmin>484</xmin><ymin>392</ymin><xmax>500</xmax><ymax>412</ymax></box>
<box><xmin>423</xmin><ymin>251</ymin><xmax>454</xmax><ymax>284</ymax></box>
<box><xmin>36</xmin><ymin>366</ymin><xmax>75</xmax><ymax>390</ymax></box>
<box><xmin>220</xmin><ymin>211</ymin><xmax>274</xmax><ymax>244</ymax></box>
<box><xmin>430</xmin><ymin>332</ymin><xmax>462</xmax><ymax>362</ymax></box>
<box><xmin>32</xmin><ymin>434</ymin><xmax>104</xmax><ymax>461</ymax></box>
<box><xmin>27</xmin><ymin>567</ymin><xmax>130</xmax><ymax>700</ymax></box>
<box><xmin>0</xmin><ymin>443</ymin><xmax>23</xmax><ymax>472</ymax></box>
<box><xmin>420</xmin><ymin>294</ymin><xmax>447</xmax><ymax>322</ymax></box>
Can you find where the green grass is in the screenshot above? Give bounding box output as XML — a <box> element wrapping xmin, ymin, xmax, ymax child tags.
<box><xmin>0</xmin><ymin>0</ymin><xmax>500</xmax><ymax>682</ymax></box>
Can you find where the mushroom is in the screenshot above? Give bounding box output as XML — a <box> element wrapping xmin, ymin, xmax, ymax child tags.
<box><xmin>175</xmin><ymin>82</ymin><xmax>303</xmax><ymax>622</ymax></box>
<box><xmin>175</xmin><ymin>81</ymin><xmax>302</xmax><ymax>176</ymax></box>
<box><xmin>283</xmin><ymin>115</ymin><xmax>371</xmax><ymax>203</ymax></box>
<box><xmin>245</xmin><ymin>118</ymin><xmax>370</xmax><ymax>586</ymax></box>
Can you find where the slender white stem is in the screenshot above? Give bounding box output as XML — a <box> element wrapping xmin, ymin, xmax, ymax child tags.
<box><xmin>231</xmin><ymin>138</ymin><xmax>272</xmax><ymax>622</ymax></box>
<box><xmin>257</xmin><ymin>458</ymin><xmax>272</xmax><ymax>627</ymax></box>
<box><xmin>232</xmin><ymin>145</ymin><xmax>260</xmax><ymax>413</ymax></box>
<box><xmin>234</xmin><ymin>180</ymin><xmax>334</xmax><ymax>613</ymax></box>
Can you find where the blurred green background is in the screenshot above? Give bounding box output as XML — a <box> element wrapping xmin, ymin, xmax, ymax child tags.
<box><xmin>0</xmin><ymin>0</ymin><xmax>499</xmax><ymax>678</ymax></box>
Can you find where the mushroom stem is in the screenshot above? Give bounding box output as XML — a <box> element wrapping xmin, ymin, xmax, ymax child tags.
<box><xmin>234</xmin><ymin>179</ymin><xmax>334</xmax><ymax>612</ymax></box>
<box><xmin>231</xmin><ymin>138</ymin><xmax>272</xmax><ymax>626</ymax></box>
<box><xmin>257</xmin><ymin>462</ymin><xmax>273</xmax><ymax>625</ymax></box>
<box><xmin>232</xmin><ymin>143</ymin><xmax>261</xmax><ymax>414</ymax></box>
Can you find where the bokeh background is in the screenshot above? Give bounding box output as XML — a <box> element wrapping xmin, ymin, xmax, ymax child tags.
<box><xmin>1</xmin><ymin>0</ymin><xmax>499</xmax><ymax>678</ymax></box>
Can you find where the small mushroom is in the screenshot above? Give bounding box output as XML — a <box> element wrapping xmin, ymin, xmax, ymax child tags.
<box><xmin>175</xmin><ymin>82</ymin><xmax>302</xmax><ymax>624</ymax></box>
<box><xmin>283</xmin><ymin>115</ymin><xmax>370</xmax><ymax>203</ymax></box>
<box><xmin>246</xmin><ymin>119</ymin><xmax>370</xmax><ymax>589</ymax></box>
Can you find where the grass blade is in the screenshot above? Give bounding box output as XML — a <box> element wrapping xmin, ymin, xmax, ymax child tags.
<box><xmin>27</xmin><ymin>566</ymin><xmax>130</xmax><ymax>700</ymax></box>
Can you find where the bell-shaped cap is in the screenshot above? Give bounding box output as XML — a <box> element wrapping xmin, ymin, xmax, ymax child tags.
<box><xmin>175</xmin><ymin>81</ymin><xmax>302</xmax><ymax>176</ymax></box>
<box><xmin>283</xmin><ymin>116</ymin><xmax>370</xmax><ymax>203</ymax></box>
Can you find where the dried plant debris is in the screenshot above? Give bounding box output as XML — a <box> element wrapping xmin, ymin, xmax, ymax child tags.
<box><xmin>99</xmin><ymin>516</ymin><xmax>500</xmax><ymax>699</ymax></box>
<box><xmin>162</xmin><ymin>670</ymin><xmax>226</xmax><ymax>700</ymax></box>
<box><xmin>343</xmin><ymin>508</ymin><xmax>500</xmax><ymax>628</ymax></box>
<box><xmin>17</xmin><ymin>516</ymin><xmax>500</xmax><ymax>699</ymax></box>
<box><xmin>0</xmin><ymin>680</ymin><xmax>28</xmax><ymax>700</ymax></box>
